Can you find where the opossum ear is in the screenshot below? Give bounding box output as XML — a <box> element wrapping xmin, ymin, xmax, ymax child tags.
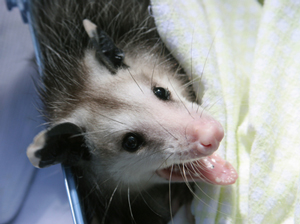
<box><xmin>83</xmin><ymin>19</ymin><xmax>126</xmax><ymax>74</ymax></box>
<box><xmin>27</xmin><ymin>123</ymin><xmax>90</xmax><ymax>168</ymax></box>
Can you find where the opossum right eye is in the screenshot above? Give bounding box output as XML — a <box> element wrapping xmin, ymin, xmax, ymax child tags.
<box><xmin>153</xmin><ymin>87</ymin><xmax>170</xmax><ymax>101</ymax></box>
<box><xmin>122</xmin><ymin>133</ymin><xmax>144</xmax><ymax>152</ymax></box>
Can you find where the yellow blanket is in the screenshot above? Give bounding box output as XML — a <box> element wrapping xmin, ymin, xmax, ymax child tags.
<box><xmin>152</xmin><ymin>0</ymin><xmax>300</xmax><ymax>223</ymax></box>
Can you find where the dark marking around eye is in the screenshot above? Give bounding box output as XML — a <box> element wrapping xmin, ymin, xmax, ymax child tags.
<box><xmin>122</xmin><ymin>133</ymin><xmax>144</xmax><ymax>152</ymax></box>
<box><xmin>153</xmin><ymin>87</ymin><xmax>170</xmax><ymax>101</ymax></box>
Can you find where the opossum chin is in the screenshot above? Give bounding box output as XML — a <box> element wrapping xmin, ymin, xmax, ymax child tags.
<box><xmin>156</xmin><ymin>152</ymin><xmax>238</xmax><ymax>185</ymax></box>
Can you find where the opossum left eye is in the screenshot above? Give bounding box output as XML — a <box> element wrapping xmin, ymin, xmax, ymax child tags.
<box><xmin>153</xmin><ymin>87</ymin><xmax>170</xmax><ymax>101</ymax></box>
<box><xmin>122</xmin><ymin>133</ymin><xmax>144</xmax><ymax>152</ymax></box>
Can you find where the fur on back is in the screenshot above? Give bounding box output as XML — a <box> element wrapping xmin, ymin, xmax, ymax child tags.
<box><xmin>31</xmin><ymin>0</ymin><xmax>184</xmax><ymax>122</ymax></box>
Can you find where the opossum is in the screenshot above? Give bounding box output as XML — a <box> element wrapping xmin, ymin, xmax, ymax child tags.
<box><xmin>26</xmin><ymin>0</ymin><xmax>238</xmax><ymax>223</ymax></box>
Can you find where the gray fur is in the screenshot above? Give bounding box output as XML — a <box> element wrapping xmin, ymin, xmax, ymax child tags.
<box><xmin>31</xmin><ymin>0</ymin><xmax>199</xmax><ymax>223</ymax></box>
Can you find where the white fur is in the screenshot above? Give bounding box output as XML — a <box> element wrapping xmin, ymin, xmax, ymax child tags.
<box><xmin>27</xmin><ymin>130</ymin><xmax>47</xmax><ymax>168</ymax></box>
<box><xmin>49</xmin><ymin>51</ymin><xmax>222</xmax><ymax>191</ymax></box>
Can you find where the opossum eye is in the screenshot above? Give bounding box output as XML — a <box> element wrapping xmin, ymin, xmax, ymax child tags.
<box><xmin>122</xmin><ymin>133</ymin><xmax>144</xmax><ymax>152</ymax></box>
<box><xmin>153</xmin><ymin>87</ymin><xmax>170</xmax><ymax>101</ymax></box>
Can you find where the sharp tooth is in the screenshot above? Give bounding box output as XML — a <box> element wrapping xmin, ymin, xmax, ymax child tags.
<box><xmin>215</xmin><ymin>177</ymin><xmax>221</xmax><ymax>183</ymax></box>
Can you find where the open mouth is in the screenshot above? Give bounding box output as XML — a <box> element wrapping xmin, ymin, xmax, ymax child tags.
<box><xmin>156</xmin><ymin>153</ymin><xmax>238</xmax><ymax>185</ymax></box>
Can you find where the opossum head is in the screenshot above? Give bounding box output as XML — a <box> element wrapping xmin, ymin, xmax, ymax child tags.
<box><xmin>27</xmin><ymin>20</ymin><xmax>237</xmax><ymax>194</ymax></box>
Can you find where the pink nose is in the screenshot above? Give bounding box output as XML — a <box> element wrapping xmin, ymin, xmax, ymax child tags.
<box><xmin>186</xmin><ymin>119</ymin><xmax>224</xmax><ymax>156</ymax></box>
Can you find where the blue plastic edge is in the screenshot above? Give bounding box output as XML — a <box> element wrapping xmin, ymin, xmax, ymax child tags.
<box><xmin>62</xmin><ymin>166</ymin><xmax>87</xmax><ymax>224</ymax></box>
<box><xmin>5</xmin><ymin>0</ymin><xmax>86</xmax><ymax>223</ymax></box>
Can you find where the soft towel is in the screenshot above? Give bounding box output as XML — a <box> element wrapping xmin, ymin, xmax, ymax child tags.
<box><xmin>151</xmin><ymin>0</ymin><xmax>300</xmax><ymax>223</ymax></box>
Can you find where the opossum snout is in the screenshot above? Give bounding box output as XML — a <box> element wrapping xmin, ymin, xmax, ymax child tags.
<box><xmin>186</xmin><ymin>119</ymin><xmax>224</xmax><ymax>156</ymax></box>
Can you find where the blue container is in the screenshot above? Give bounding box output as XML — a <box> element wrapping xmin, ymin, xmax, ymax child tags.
<box><xmin>5</xmin><ymin>1</ymin><xmax>87</xmax><ymax>223</ymax></box>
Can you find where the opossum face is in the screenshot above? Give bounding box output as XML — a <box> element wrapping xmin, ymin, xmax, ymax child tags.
<box><xmin>27</xmin><ymin>47</ymin><xmax>237</xmax><ymax>192</ymax></box>
<box><xmin>56</xmin><ymin>50</ymin><xmax>237</xmax><ymax>191</ymax></box>
<box><xmin>27</xmin><ymin>20</ymin><xmax>237</xmax><ymax>194</ymax></box>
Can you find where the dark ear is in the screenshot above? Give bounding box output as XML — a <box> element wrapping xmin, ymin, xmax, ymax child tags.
<box><xmin>83</xmin><ymin>19</ymin><xmax>126</xmax><ymax>74</ymax></box>
<box><xmin>27</xmin><ymin>123</ymin><xmax>90</xmax><ymax>168</ymax></box>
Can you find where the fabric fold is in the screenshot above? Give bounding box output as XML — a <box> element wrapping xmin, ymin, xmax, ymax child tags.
<box><xmin>152</xmin><ymin>0</ymin><xmax>300</xmax><ymax>223</ymax></box>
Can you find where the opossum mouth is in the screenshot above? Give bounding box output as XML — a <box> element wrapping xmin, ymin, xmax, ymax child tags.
<box><xmin>156</xmin><ymin>153</ymin><xmax>238</xmax><ymax>185</ymax></box>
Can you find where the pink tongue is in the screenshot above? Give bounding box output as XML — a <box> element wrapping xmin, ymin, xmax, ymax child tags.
<box><xmin>188</xmin><ymin>152</ymin><xmax>238</xmax><ymax>185</ymax></box>
<box><xmin>157</xmin><ymin>153</ymin><xmax>238</xmax><ymax>185</ymax></box>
